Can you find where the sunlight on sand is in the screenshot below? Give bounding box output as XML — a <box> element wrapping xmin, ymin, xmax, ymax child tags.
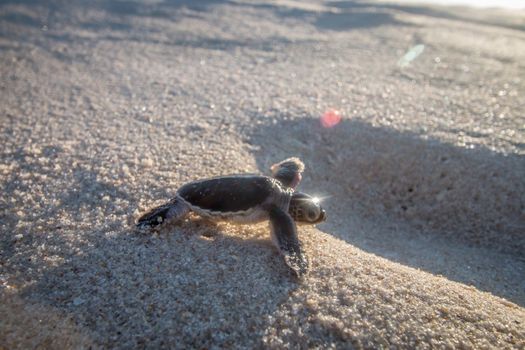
<box><xmin>386</xmin><ymin>0</ymin><xmax>524</xmax><ymax>9</ymax></box>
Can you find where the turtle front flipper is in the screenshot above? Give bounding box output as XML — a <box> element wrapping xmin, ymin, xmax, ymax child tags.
<box><xmin>267</xmin><ymin>205</ymin><xmax>308</xmax><ymax>277</ymax></box>
<box><xmin>136</xmin><ymin>197</ymin><xmax>190</xmax><ymax>230</ymax></box>
<box><xmin>270</xmin><ymin>157</ymin><xmax>304</xmax><ymax>189</ymax></box>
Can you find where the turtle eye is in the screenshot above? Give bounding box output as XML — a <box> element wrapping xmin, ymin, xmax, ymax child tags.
<box><xmin>308</xmin><ymin>209</ymin><xmax>317</xmax><ymax>220</ymax></box>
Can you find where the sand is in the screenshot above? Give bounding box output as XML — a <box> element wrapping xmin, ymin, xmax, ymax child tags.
<box><xmin>1</xmin><ymin>0</ymin><xmax>524</xmax><ymax>348</ymax></box>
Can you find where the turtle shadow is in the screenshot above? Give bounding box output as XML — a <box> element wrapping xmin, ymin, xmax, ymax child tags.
<box><xmin>249</xmin><ymin>115</ymin><xmax>525</xmax><ymax>305</ymax></box>
<box><xmin>19</xmin><ymin>222</ymin><xmax>299</xmax><ymax>348</ymax></box>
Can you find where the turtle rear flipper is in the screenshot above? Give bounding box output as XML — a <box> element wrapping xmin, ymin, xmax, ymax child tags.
<box><xmin>136</xmin><ymin>197</ymin><xmax>189</xmax><ymax>230</ymax></box>
<box><xmin>267</xmin><ymin>205</ymin><xmax>308</xmax><ymax>277</ymax></box>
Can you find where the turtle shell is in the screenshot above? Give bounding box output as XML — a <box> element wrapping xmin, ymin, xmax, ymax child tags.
<box><xmin>177</xmin><ymin>175</ymin><xmax>283</xmax><ymax>213</ymax></box>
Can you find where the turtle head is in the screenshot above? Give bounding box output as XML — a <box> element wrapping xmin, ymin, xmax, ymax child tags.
<box><xmin>289</xmin><ymin>192</ymin><xmax>326</xmax><ymax>224</ymax></box>
<box><xmin>271</xmin><ymin>157</ymin><xmax>305</xmax><ymax>189</ymax></box>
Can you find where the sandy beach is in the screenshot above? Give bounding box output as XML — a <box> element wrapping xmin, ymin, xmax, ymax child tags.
<box><xmin>1</xmin><ymin>0</ymin><xmax>524</xmax><ymax>348</ymax></box>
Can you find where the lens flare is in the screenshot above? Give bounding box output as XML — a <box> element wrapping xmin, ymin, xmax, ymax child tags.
<box><xmin>311</xmin><ymin>195</ymin><xmax>331</xmax><ymax>203</ymax></box>
<box><xmin>398</xmin><ymin>44</ymin><xmax>425</xmax><ymax>68</ymax></box>
<box><xmin>321</xmin><ymin>109</ymin><xmax>342</xmax><ymax>128</ymax></box>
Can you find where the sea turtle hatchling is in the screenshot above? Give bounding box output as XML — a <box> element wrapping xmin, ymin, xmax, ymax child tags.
<box><xmin>136</xmin><ymin>157</ymin><xmax>326</xmax><ymax>276</ymax></box>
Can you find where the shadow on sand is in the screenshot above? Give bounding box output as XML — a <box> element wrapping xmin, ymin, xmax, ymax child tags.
<box><xmin>242</xmin><ymin>0</ymin><xmax>524</xmax><ymax>32</ymax></box>
<box><xmin>249</xmin><ymin>114</ymin><xmax>525</xmax><ymax>304</ymax></box>
<box><xmin>0</xmin><ymin>0</ymin><xmax>318</xmax><ymax>57</ymax></box>
<box><xmin>18</xmin><ymin>222</ymin><xmax>297</xmax><ymax>348</ymax></box>
<box><xmin>1</xmin><ymin>0</ymin><xmax>522</xmax><ymax>37</ymax></box>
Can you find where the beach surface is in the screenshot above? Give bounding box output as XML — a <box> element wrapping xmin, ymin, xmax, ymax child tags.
<box><xmin>1</xmin><ymin>0</ymin><xmax>524</xmax><ymax>348</ymax></box>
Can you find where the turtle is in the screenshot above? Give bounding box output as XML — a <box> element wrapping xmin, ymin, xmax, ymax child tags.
<box><xmin>136</xmin><ymin>157</ymin><xmax>326</xmax><ymax>276</ymax></box>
